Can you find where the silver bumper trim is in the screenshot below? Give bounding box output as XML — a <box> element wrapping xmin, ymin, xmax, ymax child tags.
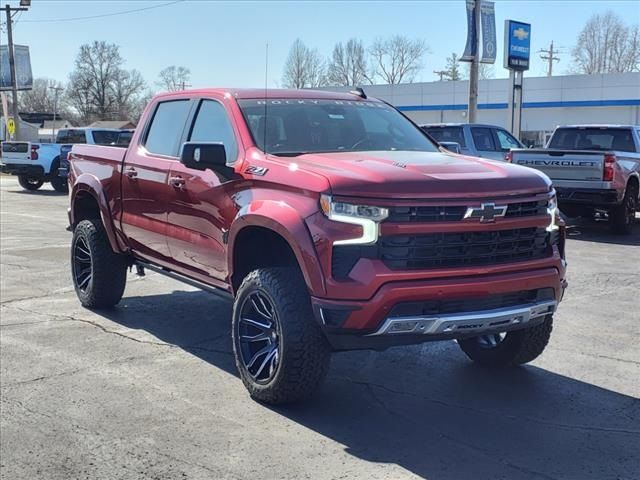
<box><xmin>368</xmin><ymin>300</ymin><xmax>557</xmax><ymax>336</ymax></box>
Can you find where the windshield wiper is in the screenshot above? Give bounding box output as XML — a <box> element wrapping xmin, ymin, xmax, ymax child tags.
<box><xmin>270</xmin><ymin>151</ymin><xmax>309</xmax><ymax>157</ymax></box>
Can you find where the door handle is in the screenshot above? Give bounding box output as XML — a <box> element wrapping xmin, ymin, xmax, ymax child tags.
<box><xmin>125</xmin><ymin>167</ymin><xmax>138</xmax><ymax>178</ymax></box>
<box><xmin>168</xmin><ymin>176</ymin><xmax>185</xmax><ymax>188</ymax></box>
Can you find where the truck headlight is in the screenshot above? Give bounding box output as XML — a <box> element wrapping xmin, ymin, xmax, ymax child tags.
<box><xmin>320</xmin><ymin>194</ymin><xmax>388</xmax><ymax>245</ymax></box>
<box><xmin>547</xmin><ymin>193</ymin><xmax>559</xmax><ymax>232</ymax></box>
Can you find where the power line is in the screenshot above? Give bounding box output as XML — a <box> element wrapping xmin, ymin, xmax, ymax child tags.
<box><xmin>20</xmin><ymin>0</ymin><xmax>185</xmax><ymax>24</ymax></box>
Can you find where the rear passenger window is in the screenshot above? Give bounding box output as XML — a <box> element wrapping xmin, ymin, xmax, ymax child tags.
<box><xmin>471</xmin><ymin>127</ymin><xmax>497</xmax><ymax>151</ymax></box>
<box><xmin>188</xmin><ymin>100</ymin><xmax>238</xmax><ymax>163</ymax></box>
<box><xmin>424</xmin><ymin>127</ymin><xmax>466</xmax><ymax>147</ymax></box>
<box><xmin>144</xmin><ymin>100</ymin><xmax>191</xmax><ymax>157</ymax></box>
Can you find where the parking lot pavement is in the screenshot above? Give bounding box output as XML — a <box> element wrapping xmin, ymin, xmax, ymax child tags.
<box><xmin>0</xmin><ymin>175</ymin><xmax>638</xmax><ymax>480</ymax></box>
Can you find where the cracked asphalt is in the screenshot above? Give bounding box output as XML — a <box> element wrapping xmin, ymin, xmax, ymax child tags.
<box><xmin>1</xmin><ymin>176</ymin><xmax>639</xmax><ymax>480</ymax></box>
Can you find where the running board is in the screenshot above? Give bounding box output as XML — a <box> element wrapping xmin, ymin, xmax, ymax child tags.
<box><xmin>134</xmin><ymin>261</ymin><xmax>233</xmax><ymax>301</ymax></box>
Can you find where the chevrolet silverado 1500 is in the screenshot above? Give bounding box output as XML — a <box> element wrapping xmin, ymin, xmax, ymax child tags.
<box><xmin>510</xmin><ymin>125</ymin><xmax>639</xmax><ymax>234</ymax></box>
<box><xmin>67</xmin><ymin>89</ymin><xmax>567</xmax><ymax>404</ymax></box>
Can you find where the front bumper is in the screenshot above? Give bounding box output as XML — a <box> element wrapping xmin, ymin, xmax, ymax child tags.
<box><xmin>556</xmin><ymin>187</ymin><xmax>621</xmax><ymax>206</ymax></box>
<box><xmin>312</xmin><ymin>267</ymin><xmax>567</xmax><ymax>351</ymax></box>
<box><xmin>0</xmin><ymin>163</ymin><xmax>45</xmax><ymax>178</ymax></box>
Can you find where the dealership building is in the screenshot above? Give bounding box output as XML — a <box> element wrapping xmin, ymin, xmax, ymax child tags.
<box><xmin>348</xmin><ymin>72</ymin><xmax>640</xmax><ymax>146</ymax></box>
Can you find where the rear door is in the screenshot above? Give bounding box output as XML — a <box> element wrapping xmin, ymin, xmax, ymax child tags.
<box><xmin>166</xmin><ymin>97</ymin><xmax>241</xmax><ymax>283</ymax></box>
<box><xmin>120</xmin><ymin>98</ymin><xmax>194</xmax><ymax>262</ymax></box>
<box><xmin>470</xmin><ymin>126</ymin><xmax>502</xmax><ymax>160</ymax></box>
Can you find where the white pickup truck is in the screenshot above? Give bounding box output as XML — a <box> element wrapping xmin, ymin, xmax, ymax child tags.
<box><xmin>0</xmin><ymin>128</ymin><xmax>122</xmax><ymax>192</ymax></box>
<box><xmin>510</xmin><ymin>125</ymin><xmax>640</xmax><ymax>234</ymax></box>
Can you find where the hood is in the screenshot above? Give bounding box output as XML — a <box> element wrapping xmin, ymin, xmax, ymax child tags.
<box><xmin>278</xmin><ymin>150</ymin><xmax>551</xmax><ymax>199</ymax></box>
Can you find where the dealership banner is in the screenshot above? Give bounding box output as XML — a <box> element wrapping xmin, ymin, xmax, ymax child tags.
<box><xmin>461</xmin><ymin>0</ymin><xmax>477</xmax><ymax>61</ymax></box>
<box><xmin>480</xmin><ymin>1</ymin><xmax>496</xmax><ymax>64</ymax></box>
<box><xmin>0</xmin><ymin>45</ymin><xmax>33</xmax><ymax>91</ymax></box>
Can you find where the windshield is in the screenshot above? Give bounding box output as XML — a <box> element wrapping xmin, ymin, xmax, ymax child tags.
<box><xmin>238</xmin><ymin>98</ymin><xmax>439</xmax><ymax>155</ymax></box>
<box><xmin>549</xmin><ymin>128</ymin><xmax>636</xmax><ymax>153</ymax></box>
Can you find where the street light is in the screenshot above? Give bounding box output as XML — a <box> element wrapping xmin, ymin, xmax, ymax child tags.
<box><xmin>19</xmin><ymin>0</ymin><xmax>31</xmax><ymax>7</ymax></box>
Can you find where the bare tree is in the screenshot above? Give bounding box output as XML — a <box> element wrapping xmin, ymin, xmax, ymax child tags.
<box><xmin>66</xmin><ymin>41</ymin><xmax>146</xmax><ymax>124</ymax></box>
<box><xmin>572</xmin><ymin>11</ymin><xmax>640</xmax><ymax>73</ymax></box>
<box><xmin>18</xmin><ymin>77</ymin><xmax>68</xmax><ymax>114</ymax></box>
<box><xmin>112</xmin><ymin>69</ymin><xmax>146</xmax><ymax>119</ymax></box>
<box><xmin>327</xmin><ymin>39</ymin><xmax>370</xmax><ymax>86</ymax></box>
<box><xmin>369</xmin><ymin>36</ymin><xmax>429</xmax><ymax>84</ymax></box>
<box><xmin>157</xmin><ymin>65</ymin><xmax>191</xmax><ymax>91</ymax></box>
<box><xmin>444</xmin><ymin>53</ymin><xmax>462</xmax><ymax>81</ymax></box>
<box><xmin>282</xmin><ymin>39</ymin><xmax>326</xmax><ymax>89</ymax></box>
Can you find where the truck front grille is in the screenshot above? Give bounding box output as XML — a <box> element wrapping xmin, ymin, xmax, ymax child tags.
<box><xmin>331</xmin><ymin>227</ymin><xmax>552</xmax><ymax>279</ymax></box>
<box><xmin>386</xmin><ymin>200</ymin><xmax>547</xmax><ymax>222</ymax></box>
<box><xmin>379</xmin><ymin>227</ymin><xmax>550</xmax><ymax>270</ymax></box>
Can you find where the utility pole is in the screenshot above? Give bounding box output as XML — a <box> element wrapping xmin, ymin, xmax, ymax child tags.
<box><xmin>467</xmin><ymin>0</ymin><xmax>481</xmax><ymax>123</ymax></box>
<box><xmin>433</xmin><ymin>70</ymin><xmax>449</xmax><ymax>81</ymax></box>
<box><xmin>4</xmin><ymin>3</ymin><xmax>28</xmax><ymax>140</ymax></box>
<box><xmin>49</xmin><ymin>85</ymin><xmax>63</xmax><ymax>142</ymax></box>
<box><xmin>538</xmin><ymin>41</ymin><xmax>560</xmax><ymax>77</ymax></box>
<box><xmin>179</xmin><ymin>81</ymin><xmax>191</xmax><ymax>90</ymax></box>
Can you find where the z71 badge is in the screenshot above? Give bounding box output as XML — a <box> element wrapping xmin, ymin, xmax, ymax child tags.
<box><xmin>244</xmin><ymin>166</ymin><xmax>269</xmax><ymax>176</ymax></box>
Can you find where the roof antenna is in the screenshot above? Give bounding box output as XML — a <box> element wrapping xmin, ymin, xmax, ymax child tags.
<box><xmin>263</xmin><ymin>42</ymin><xmax>268</xmax><ymax>154</ymax></box>
<box><xmin>350</xmin><ymin>87</ymin><xmax>367</xmax><ymax>99</ymax></box>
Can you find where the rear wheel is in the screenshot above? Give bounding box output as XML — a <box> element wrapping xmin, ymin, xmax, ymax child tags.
<box><xmin>71</xmin><ymin>218</ymin><xmax>127</xmax><ymax>308</ymax></box>
<box><xmin>232</xmin><ymin>267</ymin><xmax>331</xmax><ymax>404</ymax></box>
<box><xmin>610</xmin><ymin>183</ymin><xmax>638</xmax><ymax>234</ymax></box>
<box><xmin>18</xmin><ymin>175</ymin><xmax>43</xmax><ymax>191</ymax></box>
<box><xmin>457</xmin><ymin>315</ymin><xmax>553</xmax><ymax>367</ymax></box>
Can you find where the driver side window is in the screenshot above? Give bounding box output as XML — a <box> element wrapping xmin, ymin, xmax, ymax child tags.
<box><xmin>495</xmin><ymin>129</ymin><xmax>521</xmax><ymax>151</ymax></box>
<box><xmin>188</xmin><ymin>100</ymin><xmax>239</xmax><ymax>163</ymax></box>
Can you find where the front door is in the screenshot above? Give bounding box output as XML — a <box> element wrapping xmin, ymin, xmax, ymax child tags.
<box><xmin>120</xmin><ymin>99</ymin><xmax>193</xmax><ymax>263</ymax></box>
<box><xmin>166</xmin><ymin>98</ymin><xmax>241</xmax><ymax>283</ymax></box>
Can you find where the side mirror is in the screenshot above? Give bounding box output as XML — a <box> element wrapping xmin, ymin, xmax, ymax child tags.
<box><xmin>180</xmin><ymin>142</ymin><xmax>226</xmax><ymax>171</ymax></box>
<box><xmin>439</xmin><ymin>141</ymin><xmax>461</xmax><ymax>154</ymax></box>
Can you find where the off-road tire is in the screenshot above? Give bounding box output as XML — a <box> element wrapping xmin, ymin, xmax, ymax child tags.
<box><xmin>50</xmin><ymin>159</ymin><xmax>68</xmax><ymax>193</ymax></box>
<box><xmin>71</xmin><ymin>218</ymin><xmax>127</xmax><ymax>308</ymax></box>
<box><xmin>232</xmin><ymin>267</ymin><xmax>331</xmax><ymax>404</ymax></box>
<box><xmin>18</xmin><ymin>175</ymin><xmax>43</xmax><ymax>191</ymax></box>
<box><xmin>610</xmin><ymin>183</ymin><xmax>638</xmax><ymax>235</ymax></box>
<box><xmin>457</xmin><ymin>315</ymin><xmax>553</xmax><ymax>367</ymax></box>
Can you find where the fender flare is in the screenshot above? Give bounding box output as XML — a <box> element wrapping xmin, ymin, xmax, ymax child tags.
<box><xmin>70</xmin><ymin>173</ymin><xmax>124</xmax><ymax>254</ymax></box>
<box><xmin>228</xmin><ymin>201</ymin><xmax>326</xmax><ymax>296</ymax></box>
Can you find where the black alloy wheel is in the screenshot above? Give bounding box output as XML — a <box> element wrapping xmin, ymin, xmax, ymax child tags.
<box><xmin>72</xmin><ymin>234</ymin><xmax>93</xmax><ymax>293</ymax></box>
<box><xmin>237</xmin><ymin>291</ymin><xmax>282</xmax><ymax>384</ymax></box>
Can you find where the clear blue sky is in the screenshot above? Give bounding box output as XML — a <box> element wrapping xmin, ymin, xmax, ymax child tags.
<box><xmin>5</xmin><ymin>0</ymin><xmax>640</xmax><ymax>91</ymax></box>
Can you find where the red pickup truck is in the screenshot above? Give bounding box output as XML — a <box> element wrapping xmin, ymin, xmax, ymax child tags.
<box><xmin>67</xmin><ymin>89</ymin><xmax>567</xmax><ymax>404</ymax></box>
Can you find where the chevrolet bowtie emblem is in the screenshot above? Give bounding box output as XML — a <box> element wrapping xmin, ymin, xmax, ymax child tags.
<box><xmin>513</xmin><ymin>28</ymin><xmax>529</xmax><ymax>41</ymax></box>
<box><xmin>464</xmin><ymin>202</ymin><xmax>507</xmax><ymax>223</ymax></box>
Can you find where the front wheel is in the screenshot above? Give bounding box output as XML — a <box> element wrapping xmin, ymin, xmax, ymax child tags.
<box><xmin>232</xmin><ymin>267</ymin><xmax>331</xmax><ymax>404</ymax></box>
<box><xmin>457</xmin><ymin>315</ymin><xmax>553</xmax><ymax>367</ymax></box>
<box><xmin>18</xmin><ymin>175</ymin><xmax>43</xmax><ymax>191</ymax></box>
<box><xmin>50</xmin><ymin>173</ymin><xmax>68</xmax><ymax>193</ymax></box>
<box><xmin>71</xmin><ymin>218</ymin><xmax>127</xmax><ymax>308</ymax></box>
